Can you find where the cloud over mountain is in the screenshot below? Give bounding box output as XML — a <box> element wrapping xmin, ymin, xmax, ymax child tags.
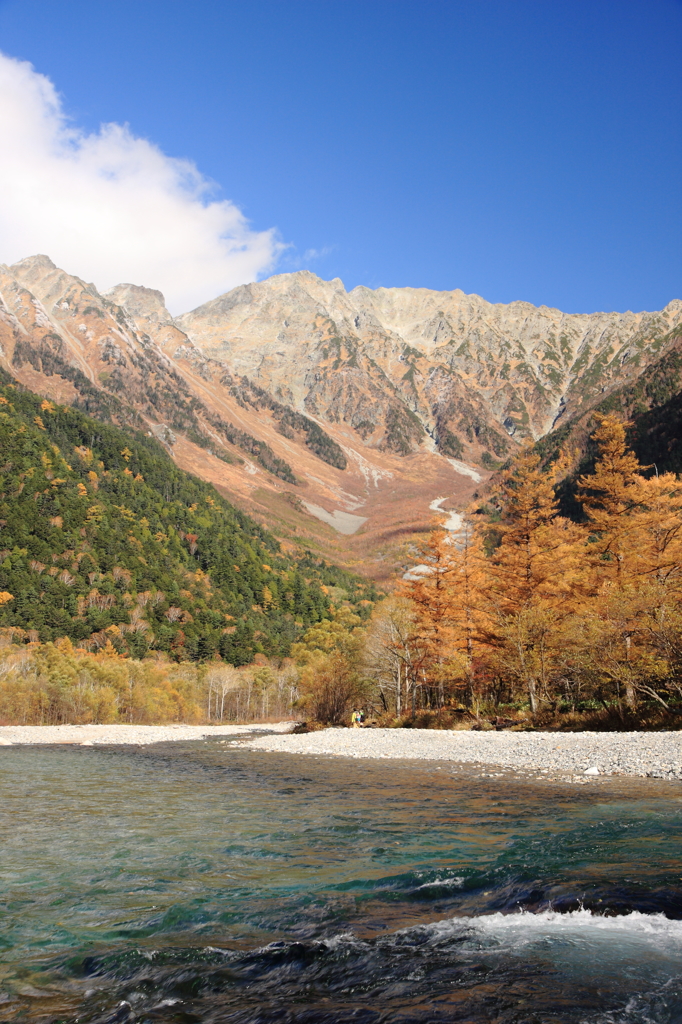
<box><xmin>0</xmin><ymin>52</ymin><xmax>282</xmax><ymax>313</ymax></box>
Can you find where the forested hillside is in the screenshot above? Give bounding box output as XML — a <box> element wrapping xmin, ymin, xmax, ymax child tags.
<box><xmin>0</xmin><ymin>373</ymin><xmax>377</xmax><ymax>663</ymax></box>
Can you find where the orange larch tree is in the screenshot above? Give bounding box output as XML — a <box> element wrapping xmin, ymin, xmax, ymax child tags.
<box><xmin>401</xmin><ymin>527</ymin><xmax>462</xmax><ymax>709</ymax></box>
<box><xmin>480</xmin><ymin>445</ymin><xmax>586</xmax><ymax>715</ymax></box>
<box><xmin>577</xmin><ymin>416</ymin><xmax>682</xmax><ymax>709</ymax></box>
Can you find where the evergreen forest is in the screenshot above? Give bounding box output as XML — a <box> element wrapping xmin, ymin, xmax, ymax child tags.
<box><xmin>0</xmin><ymin>374</ymin><xmax>376</xmax><ymax>666</ymax></box>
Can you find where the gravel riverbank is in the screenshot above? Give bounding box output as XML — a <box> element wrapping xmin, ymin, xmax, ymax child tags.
<box><xmin>0</xmin><ymin>722</ymin><xmax>295</xmax><ymax>745</ymax></box>
<box><xmin>244</xmin><ymin>728</ymin><xmax>682</xmax><ymax>780</ymax></box>
<box><xmin>4</xmin><ymin>724</ymin><xmax>680</xmax><ymax>780</ymax></box>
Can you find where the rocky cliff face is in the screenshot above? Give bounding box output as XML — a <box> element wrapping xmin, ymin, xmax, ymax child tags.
<box><xmin>1</xmin><ymin>256</ymin><xmax>680</xmax><ymax>578</ymax></box>
<box><xmin>175</xmin><ymin>270</ymin><xmax>682</xmax><ymax>463</ymax></box>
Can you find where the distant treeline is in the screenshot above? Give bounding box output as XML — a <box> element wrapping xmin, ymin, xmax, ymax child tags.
<box><xmin>0</xmin><ymin>641</ymin><xmax>298</xmax><ymax>726</ymax></box>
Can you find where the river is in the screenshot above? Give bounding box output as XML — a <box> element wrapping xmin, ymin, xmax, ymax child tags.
<box><xmin>2</xmin><ymin>740</ymin><xmax>682</xmax><ymax>1022</ymax></box>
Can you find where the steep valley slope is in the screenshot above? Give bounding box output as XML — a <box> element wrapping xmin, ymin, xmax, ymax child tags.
<box><xmin>1</xmin><ymin>256</ymin><xmax>680</xmax><ymax>579</ymax></box>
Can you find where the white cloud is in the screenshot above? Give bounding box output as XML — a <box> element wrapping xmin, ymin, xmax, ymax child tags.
<box><xmin>0</xmin><ymin>52</ymin><xmax>283</xmax><ymax>314</ymax></box>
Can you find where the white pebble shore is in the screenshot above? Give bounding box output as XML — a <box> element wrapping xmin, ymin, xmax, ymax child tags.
<box><xmin>3</xmin><ymin>724</ymin><xmax>681</xmax><ymax>780</ymax></box>
<box><xmin>244</xmin><ymin>727</ymin><xmax>682</xmax><ymax>780</ymax></box>
<box><xmin>0</xmin><ymin>722</ymin><xmax>295</xmax><ymax>746</ymax></box>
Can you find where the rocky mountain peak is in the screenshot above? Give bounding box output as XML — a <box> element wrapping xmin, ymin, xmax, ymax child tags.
<box><xmin>8</xmin><ymin>253</ymin><xmax>99</xmax><ymax>309</ymax></box>
<box><xmin>105</xmin><ymin>283</ymin><xmax>170</xmax><ymax>323</ymax></box>
<box><xmin>170</xmin><ymin>271</ymin><xmax>682</xmax><ymax>457</ymax></box>
<box><xmin>10</xmin><ymin>254</ymin><xmax>57</xmax><ymax>272</ymax></box>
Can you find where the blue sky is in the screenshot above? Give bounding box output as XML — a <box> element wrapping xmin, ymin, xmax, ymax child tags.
<box><xmin>0</xmin><ymin>0</ymin><xmax>680</xmax><ymax>314</ymax></box>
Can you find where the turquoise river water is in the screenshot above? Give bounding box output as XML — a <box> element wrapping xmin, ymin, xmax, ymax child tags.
<box><xmin>2</xmin><ymin>739</ymin><xmax>682</xmax><ymax>1023</ymax></box>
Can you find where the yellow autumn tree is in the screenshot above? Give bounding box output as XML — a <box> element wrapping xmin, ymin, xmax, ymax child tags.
<box><xmin>363</xmin><ymin>595</ymin><xmax>419</xmax><ymax>717</ymax></box>
<box><xmin>292</xmin><ymin>608</ymin><xmax>367</xmax><ymax>724</ymax></box>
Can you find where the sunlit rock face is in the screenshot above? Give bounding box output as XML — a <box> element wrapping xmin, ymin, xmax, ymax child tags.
<box><xmin>176</xmin><ymin>270</ymin><xmax>682</xmax><ymax>458</ymax></box>
<box><xmin>1</xmin><ymin>256</ymin><xmax>680</xmax><ymax>578</ymax></box>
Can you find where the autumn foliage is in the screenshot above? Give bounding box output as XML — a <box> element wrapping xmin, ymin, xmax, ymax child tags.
<box><xmin>397</xmin><ymin>416</ymin><xmax>682</xmax><ymax>722</ymax></box>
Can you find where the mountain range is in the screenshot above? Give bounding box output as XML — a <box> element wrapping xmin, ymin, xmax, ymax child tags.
<box><xmin>1</xmin><ymin>255</ymin><xmax>680</xmax><ymax>578</ymax></box>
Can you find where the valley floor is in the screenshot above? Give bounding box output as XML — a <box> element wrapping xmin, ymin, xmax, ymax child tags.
<box><xmin>244</xmin><ymin>727</ymin><xmax>682</xmax><ymax>781</ymax></box>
